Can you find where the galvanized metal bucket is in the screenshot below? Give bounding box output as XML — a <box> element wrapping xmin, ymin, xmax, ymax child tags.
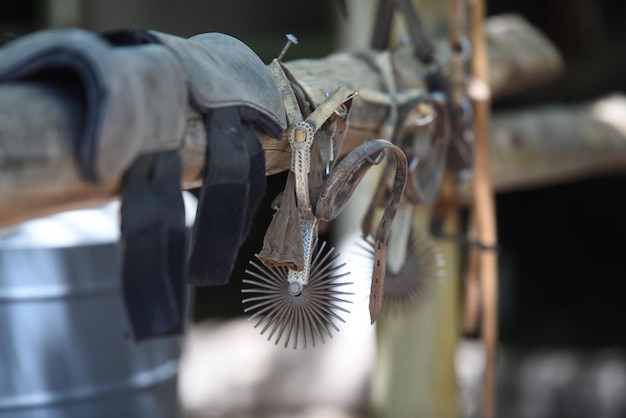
<box><xmin>0</xmin><ymin>195</ymin><xmax>196</xmax><ymax>418</ymax></box>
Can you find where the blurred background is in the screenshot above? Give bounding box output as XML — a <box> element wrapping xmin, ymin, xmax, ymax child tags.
<box><xmin>2</xmin><ymin>0</ymin><xmax>626</xmax><ymax>417</ymax></box>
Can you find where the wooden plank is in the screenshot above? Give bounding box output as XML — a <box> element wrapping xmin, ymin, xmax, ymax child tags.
<box><xmin>457</xmin><ymin>94</ymin><xmax>626</xmax><ymax>197</ymax></box>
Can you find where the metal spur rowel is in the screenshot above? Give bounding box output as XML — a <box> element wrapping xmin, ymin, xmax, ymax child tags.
<box><xmin>242</xmin><ymin>88</ymin><xmax>358</xmax><ymax>349</ymax></box>
<box><xmin>242</xmin><ymin>239</ymin><xmax>352</xmax><ymax>349</ymax></box>
<box><xmin>242</xmin><ymin>51</ymin><xmax>409</xmax><ymax>346</ymax></box>
<box><xmin>242</xmin><ymin>137</ymin><xmax>408</xmax><ymax>347</ymax></box>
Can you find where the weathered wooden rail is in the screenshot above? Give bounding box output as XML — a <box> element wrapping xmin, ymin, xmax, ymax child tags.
<box><xmin>3</xmin><ymin>15</ymin><xmax>625</xmax><ymax>231</ymax></box>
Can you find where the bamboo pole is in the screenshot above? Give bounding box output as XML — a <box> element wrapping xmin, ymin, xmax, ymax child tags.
<box><xmin>469</xmin><ymin>0</ymin><xmax>499</xmax><ymax>416</ymax></box>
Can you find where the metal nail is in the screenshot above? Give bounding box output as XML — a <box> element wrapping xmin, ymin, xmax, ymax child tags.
<box><xmin>277</xmin><ymin>33</ymin><xmax>298</xmax><ymax>62</ymax></box>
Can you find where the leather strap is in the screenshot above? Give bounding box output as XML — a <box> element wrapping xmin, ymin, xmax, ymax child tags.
<box><xmin>120</xmin><ymin>150</ymin><xmax>187</xmax><ymax>341</ymax></box>
<box><xmin>320</xmin><ymin>139</ymin><xmax>407</xmax><ymax>323</ymax></box>
<box><xmin>258</xmin><ymin>171</ymin><xmax>304</xmax><ymax>270</ymax></box>
<box><xmin>371</xmin><ymin>0</ymin><xmax>396</xmax><ymax>51</ymax></box>
<box><xmin>359</xmin><ymin>111</ymin><xmax>424</xmax><ymax>316</ymax></box>
<box><xmin>258</xmin><ymin>61</ymin><xmax>306</xmax><ymax>270</ymax></box>
<box><xmin>371</xmin><ymin>0</ymin><xmax>435</xmax><ymax>65</ymax></box>
<box><xmin>189</xmin><ymin>107</ymin><xmax>265</xmax><ymax>286</ymax></box>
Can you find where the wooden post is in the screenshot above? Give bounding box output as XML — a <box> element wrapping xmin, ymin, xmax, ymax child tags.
<box><xmin>370</xmin><ymin>203</ymin><xmax>462</xmax><ymax>418</ymax></box>
<box><xmin>364</xmin><ymin>1</ymin><xmax>463</xmax><ymax>417</ymax></box>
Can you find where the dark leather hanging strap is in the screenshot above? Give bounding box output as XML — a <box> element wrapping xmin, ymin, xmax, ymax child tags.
<box><xmin>142</xmin><ymin>31</ymin><xmax>286</xmax><ymax>287</ymax></box>
<box><xmin>371</xmin><ymin>0</ymin><xmax>396</xmax><ymax>50</ymax></box>
<box><xmin>371</xmin><ymin>0</ymin><xmax>435</xmax><ymax>65</ymax></box>
<box><xmin>258</xmin><ymin>171</ymin><xmax>304</xmax><ymax>270</ymax></box>
<box><xmin>119</xmin><ymin>150</ymin><xmax>187</xmax><ymax>341</ymax></box>
<box><xmin>189</xmin><ymin>107</ymin><xmax>266</xmax><ymax>286</ymax></box>
<box><xmin>395</xmin><ymin>0</ymin><xmax>435</xmax><ymax>64</ymax></box>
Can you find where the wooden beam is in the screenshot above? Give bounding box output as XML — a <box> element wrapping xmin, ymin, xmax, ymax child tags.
<box><xmin>458</xmin><ymin>94</ymin><xmax>626</xmax><ymax>197</ymax></box>
<box><xmin>3</xmin><ymin>82</ymin><xmax>626</xmax><ymax>230</ymax></box>
<box><xmin>0</xmin><ymin>15</ymin><xmax>564</xmax><ymax>228</ymax></box>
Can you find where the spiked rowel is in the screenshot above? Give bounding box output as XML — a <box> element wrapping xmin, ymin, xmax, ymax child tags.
<box><xmin>356</xmin><ymin>228</ymin><xmax>443</xmax><ymax>315</ymax></box>
<box><xmin>243</xmin><ymin>65</ymin><xmax>405</xmax><ymax>343</ymax></box>
<box><xmin>242</xmin><ymin>240</ymin><xmax>353</xmax><ymax>349</ymax></box>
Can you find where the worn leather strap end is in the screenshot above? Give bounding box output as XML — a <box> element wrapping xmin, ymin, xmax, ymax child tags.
<box><xmin>258</xmin><ymin>171</ymin><xmax>304</xmax><ymax>271</ymax></box>
<box><xmin>121</xmin><ymin>222</ymin><xmax>187</xmax><ymax>341</ymax></box>
<box><xmin>189</xmin><ymin>107</ymin><xmax>267</xmax><ymax>286</ymax></box>
<box><xmin>119</xmin><ymin>151</ymin><xmax>187</xmax><ymax>341</ymax></box>
<box><xmin>369</xmin><ymin>239</ymin><xmax>388</xmax><ymax>324</ymax></box>
<box><xmin>241</xmin><ymin>108</ymin><xmax>269</xmax><ymax>235</ymax></box>
<box><xmin>166</xmin><ymin>226</ymin><xmax>189</xmax><ymax>328</ymax></box>
<box><xmin>189</xmin><ymin>183</ymin><xmax>247</xmax><ymax>286</ymax></box>
<box><xmin>317</xmin><ymin>140</ymin><xmax>407</xmax><ymax>323</ymax></box>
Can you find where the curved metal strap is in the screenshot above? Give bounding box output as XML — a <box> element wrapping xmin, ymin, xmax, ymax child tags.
<box><xmin>315</xmin><ymin>139</ymin><xmax>408</xmax><ymax>323</ymax></box>
<box><xmin>289</xmin><ymin>120</ymin><xmax>315</xmax><ymax>216</ymax></box>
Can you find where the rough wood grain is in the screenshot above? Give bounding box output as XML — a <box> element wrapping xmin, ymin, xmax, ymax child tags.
<box><xmin>458</xmin><ymin>94</ymin><xmax>626</xmax><ymax>196</ymax></box>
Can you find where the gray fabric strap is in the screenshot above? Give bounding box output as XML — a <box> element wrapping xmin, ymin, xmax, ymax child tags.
<box><xmin>149</xmin><ymin>30</ymin><xmax>287</xmax><ymax>138</ymax></box>
<box><xmin>0</xmin><ymin>28</ymin><xmax>188</xmax><ymax>180</ymax></box>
